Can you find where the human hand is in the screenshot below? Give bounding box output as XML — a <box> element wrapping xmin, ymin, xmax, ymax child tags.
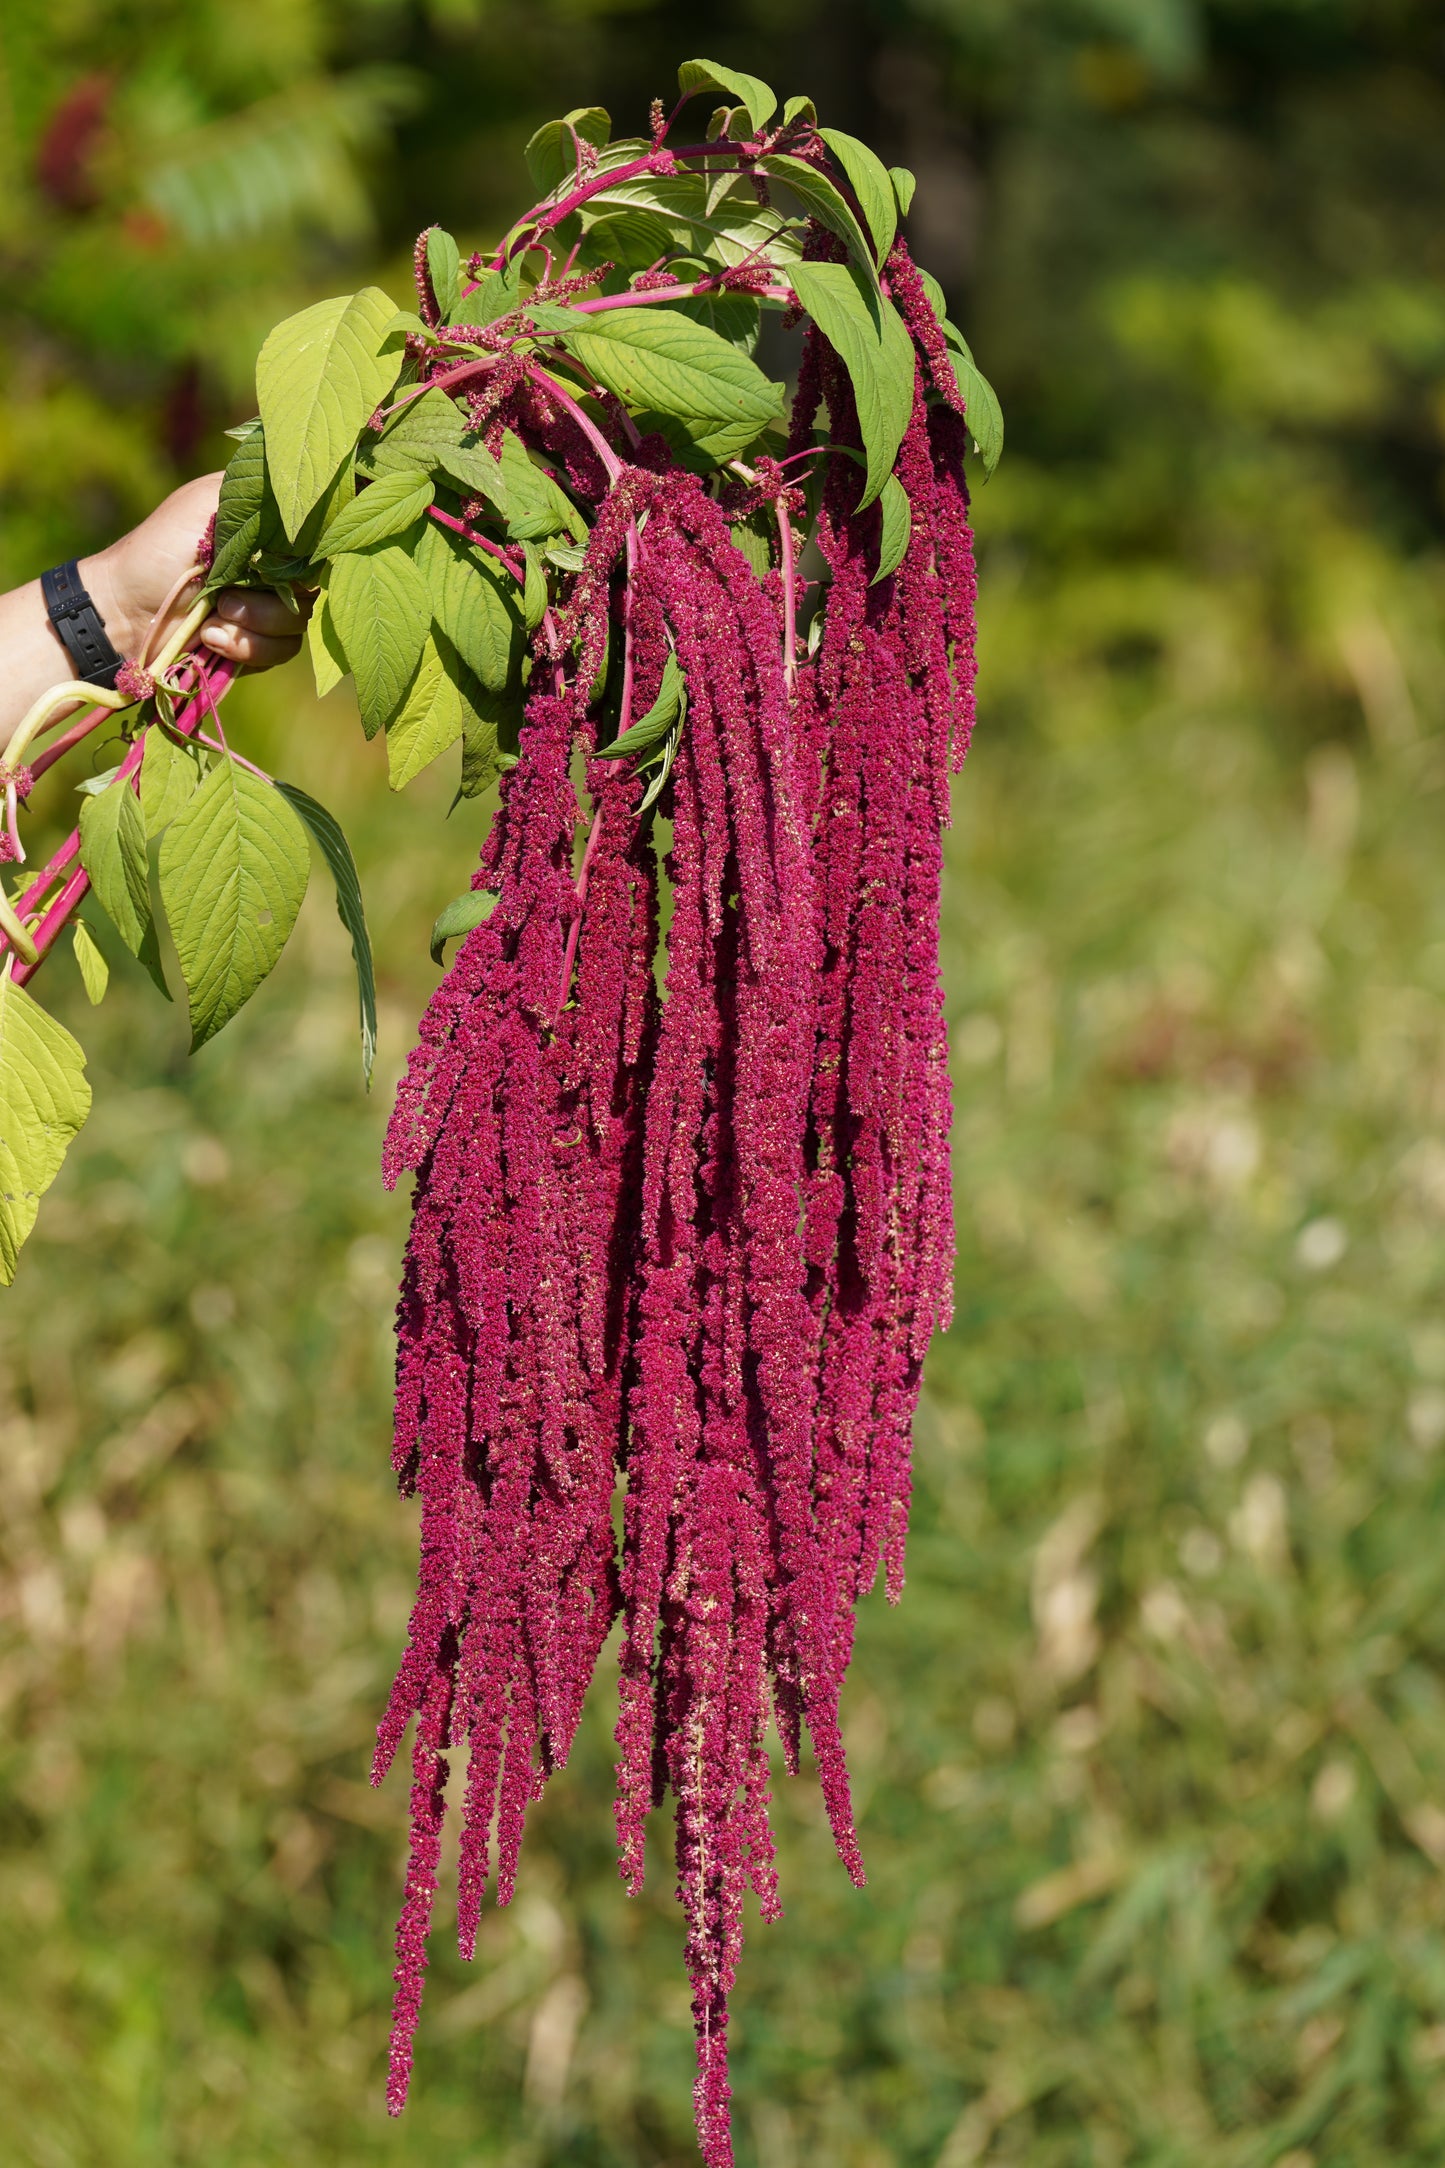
<box><xmin>81</xmin><ymin>472</ymin><xmax>311</xmax><ymax>673</ymax></box>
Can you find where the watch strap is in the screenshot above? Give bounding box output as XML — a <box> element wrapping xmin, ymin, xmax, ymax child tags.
<box><xmin>40</xmin><ymin>559</ymin><xmax>125</xmax><ymax>690</ymax></box>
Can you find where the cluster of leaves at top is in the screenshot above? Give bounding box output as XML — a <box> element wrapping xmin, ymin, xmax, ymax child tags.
<box><xmin>0</xmin><ymin>53</ymin><xmax>998</xmax><ymax>2165</ymax></box>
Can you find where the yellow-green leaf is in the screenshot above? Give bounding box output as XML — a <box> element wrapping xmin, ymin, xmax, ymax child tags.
<box><xmin>158</xmin><ymin>762</ymin><xmax>311</xmax><ymax>1049</ymax></box>
<box><xmin>319</xmin><ymin>468</ymin><xmax>434</xmax><ymax>556</ymax></box>
<box><xmin>790</xmin><ymin>259</ymin><xmax>915</xmax><ymax>508</ymax></box>
<box><xmin>819</xmin><ymin>127</ymin><xmax>898</xmax><ymax>264</ymax></box>
<box><xmin>139</xmin><ymin>729</ymin><xmax>202</xmax><ymax>837</ymax></box>
<box><xmin>328</xmin><ymin>542</ymin><xmax>430</xmax><ymax>734</ymax></box>
<box><xmin>257</xmin><ymin>286</ymin><xmax>401</xmax><ymax>540</ymax></box>
<box><xmin>0</xmin><ymin>969</ymin><xmax>91</xmax><ymax>1285</ymax></box>
<box><xmin>676</xmin><ymin>60</ymin><xmax>776</xmax><ymax>136</ymax></box>
<box><xmin>71</xmin><ymin>922</ymin><xmax>109</xmax><ymax>1005</ymax></box>
<box><xmin>78</xmin><ymin>779</ymin><xmax>170</xmax><ymax>999</ymax></box>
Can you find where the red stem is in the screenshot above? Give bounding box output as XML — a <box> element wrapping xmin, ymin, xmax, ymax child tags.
<box><xmin>6</xmin><ymin>656</ymin><xmax>237</xmax><ymax>986</ymax></box>
<box><xmin>428</xmin><ymin>506</ymin><xmax>525</xmax><ymax>582</ymax></box>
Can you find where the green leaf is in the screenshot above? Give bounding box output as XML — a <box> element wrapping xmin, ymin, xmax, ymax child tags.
<box><xmin>328</xmin><ymin>542</ymin><xmax>430</xmax><ymax>734</ymax></box>
<box><xmin>890</xmin><ymin>165</ymin><xmax>917</xmax><ymax>216</ymax></box>
<box><xmin>426</xmin><ymin>227</ymin><xmax>461</xmax><ymax>322</ymax></box>
<box><xmin>551</xmin><ymin>307</ymin><xmax>783</xmax><ymax>465</ymax></box>
<box><xmin>521</xmin><ymin>542</ymin><xmax>548</xmax><ymax>631</ymax></box>
<box><xmin>415</xmin><ymin>519</ymin><xmax>523</xmax><ymax>692</ymax></box>
<box><xmin>909</xmin><ymin>264</ymin><xmax>1004</xmax><ymax>475</ymax></box>
<box><xmin>71</xmin><ymin>921</ymin><xmax>108</xmax><ymax>1006</ymax></box>
<box><xmin>730</xmin><ymin>513</ymin><xmax>774</xmax><ymax>582</ymax></box>
<box><xmin>224</xmin><ymin>416</ymin><xmax>262</xmax><ymax>442</ymax></box>
<box><xmin>637</xmin><ymin>721</ymin><xmax>680</xmax><ymax>814</ymax></box>
<box><xmin>206</xmin><ymin>428</ymin><xmax>268</xmax><ymax>592</ymax></box>
<box><xmin>873</xmin><ymin>474</ymin><xmax>912</xmax><ymax>584</ymax></box>
<box><xmin>0</xmin><ymin>969</ymin><xmax>91</xmax><ymax>1285</ymax></box>
<box><xmin>256</xmin><ymin>286</ymin><xmax>401</xmax><ymax>540</ymax></box>
<box><xmin>468</xmin><ymin>258</ymin><xmax>522</xmax><ymax>325</ymax></box>
<box><xmin>948</xmin><ymin>348</ymin><xmax>1005</xmax><ymax>478</ymax></box>
<box><xmin>139</xmin><ymin>728</ymin><xmax>202</xmax><ymax>836</ymax></box>
<box><xmin>273</xmin><ymin>782</ymin><xmax>377</xmax><ymax>1085</ymax></box>
<box><xmin>385</xmin><ymin>634</ymin><xmax>466</xmax><ymax>789</ymax></box>
<box><xmin>759</xmin><ymin>154</ymin><xmax>881</xmax><ymax>286</ymax></box>
<box><xmin>459</xmin><ymin>674</ymin><xmax>524</xmax><ymax>798</ymax></box>
<box><xmin>319</xmin><ymin>468</ymin><xmax>434</xmax><ymax>555</ymax></box>
<box><xmin>819</xmin><ymin>127</ymin><xmax>898</xmax><ymax>264</ymax></box>
<box><xmin>782</xmin><ymin>95</ymin><xmax>817</xmax><ymax>126</ymax></box>
<box><xmin>597</xmin><ymin>651</ymin><xmax>686</xmax><ymax>758</ymax></box>
<box><xmin>674</xmin><ymin>287</ymin><xmax>762</xmax><ymax>356</ymax></box>
<box><xmin>789</xmin><ymin>259</ymin><xmax>915</xmax><ymax>508</ymax></box>
<box><xmin>578</xmin><ymin>171</ymin><xmax>804</xmax><ymax>275</ymax></box>
<box><xmin>430</xmin><ymin>889</ymin><xmax>497</xmax><ymax>966</ymax></box>
<box><xmin>158</xmin><ymin>761</ymin><xmax>311</xmax><ymax>1050</ymax></box>
<box><xmin>307</xmin><ymin>588</ymin><xmax>349</xmax><ymax>697</ymax></box>
<box><xmin>495</xmin><ymin>429</ymin><xmax>582</xmax><ymax>540</ymax></box>
<box><xmin>76</xmin><ymin>765</ymin><xmax>123</xmax><ymax>797</ymax></box>
<box><xmin>361</xmin><ymin>389</ymin><xmax>508</xmax><ymax>506</ymax></box>
<box><xmin>78</xmin><ymin>779</ymin><xmax>170</xmax><ymax>1000</ymax></box>
<box><xmin>676</xmin><ymin>60</ymin><xmax>777</xmax><ymax>136</ymax></box>
<box><xmin>206</xmin><ymin>508</ymin><xmax>262</xmax><ymax>591</ymax></box>
<box><xmin>525</xmin><ymin>107</ymin><xmax>612</xmax><ymax>196</ymax></box>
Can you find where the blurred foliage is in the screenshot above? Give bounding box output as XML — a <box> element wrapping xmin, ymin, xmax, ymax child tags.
<box><xmin>5</xmin><ymin>1</ymin><xmax>1445</xmax><ymax>2164</ymax></box>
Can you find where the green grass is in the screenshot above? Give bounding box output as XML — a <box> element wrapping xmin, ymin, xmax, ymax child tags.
<box><xmin>7</xmin><ymin>631</ymin><xmax>1445</xmax><ymax>2168</ymax></box>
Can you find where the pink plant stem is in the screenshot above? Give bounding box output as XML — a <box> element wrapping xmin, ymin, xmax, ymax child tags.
<box><xmin>427</xmin><ymin>507</ymin><xmax>525</xmax><ymax>582</ymax></box>
<box><xmin>777</xmin><ymin>500</ymin><xmax>798</xmax><ymax>690</ymax></box>
<box><xmin>523</xmin><ymin>364</ymin><xmax>624</xmax><ymax>484</ymax></box>
<box><xmin>27</xmin><ymin>704</ymin><xmax>114</xmax><ymax>786</ymax></box>
<box><xmin>12</xmin><ymin>866</ymin><xmax>90</xmax><ymax>986</ymax></box>
<box><xmin>6</xmin><ymin>655</ymin><xmax>237</xmax><ymax>984</ymax></box>
<box><xmin>569</xmin><ymin>282</ymin><xmax>794</xmax><ymax>315</ymax></box>
<box><xmin>487</xmin><ymin>144</ymin><xmax>760</xmax><ymax>273</ymax></box>
<box><xmin>558</xmin><ymin>525</ymin><xmax>637</xmax><ymax>1006</ymax></box>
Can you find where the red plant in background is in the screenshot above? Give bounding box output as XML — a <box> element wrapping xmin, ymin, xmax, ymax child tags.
<box><xmin>34</xmin><ymin>74</ymin><xmax>113</xmax><ymax>210</ymax></box>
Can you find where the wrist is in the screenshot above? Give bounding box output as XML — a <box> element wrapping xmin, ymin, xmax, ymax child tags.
<box><xmin>77</xmin><ymin>546</ymin><xmax>145</xmax><ymax>663</ymax></box>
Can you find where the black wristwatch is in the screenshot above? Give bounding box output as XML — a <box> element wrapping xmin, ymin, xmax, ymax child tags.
<box><xmin>40</xmin><ymin>559</ymin><xmax>125</xmax><ymax>690</ymax></box>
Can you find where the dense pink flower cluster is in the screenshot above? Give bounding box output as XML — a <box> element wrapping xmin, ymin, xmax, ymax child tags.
<box><xmin>374</xmin><ymin>227</ymin><xmax>978</xmax><ymax>2168</ymax></box>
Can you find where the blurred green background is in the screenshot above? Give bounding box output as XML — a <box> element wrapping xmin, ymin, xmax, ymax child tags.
<box><xmin>5</xmin><ymin>3</ymin><xmax>1445</xmax><ymax>2163</ymax></box>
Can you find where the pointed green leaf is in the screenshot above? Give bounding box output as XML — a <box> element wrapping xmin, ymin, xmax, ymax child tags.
<box><xmin>597</xmin><ymin>651</ymin><xmax>686</xmax><ymax>758</ymax></box>
<box><xmin>819</xmin><ymin>127</ymin><xmax>898</xmax><ymax>264</ymax></box>
<box><xmin>71</xmin><ymin>921</ymin><xmax>109</xmax><ymax>1005</ymax></box>
<box><xmin>521</xmin><ymin>542</ymin><xmax>548</xmax><ymax>631</ymax></box>
<box><xmin>320</xmin><ymin>468</ymin><xmax>434</xmax><ymax>556</ymax></box>
<box><xmin>414</xmin><ymin>520</ymin><xmax>523</xmax><ymax>693</ymax></box>
<box><xmin>361</xmin><ymin>389</ymin><xmax>509</xmax><ymax>507</ymax></box>
<box><xmin>159</xmin><ymin>761</ymin><xmax>310</xmax><ymax>1050</ymax></box>
<box><xmin>384</xmin><ymin>634</ymin><xmax>466</xmax><ymax>789</ymax></box>
<box><xmin>273</xmin><ymin>782</ymin><xmax>377</xmax><ymax>1086</ymax></box>
<box><xmin>676</xmin><ymin>60</ymin><xmax>776</xmax><ymax>135</ymax></box>
<box><xmin>205</xmin><ymin>428</ymin><xmax>267</xmax><ymax>592</ymax></box>
<box><xmin>782</xmin><ymin>95</ymin><xmax>817</xmax><ymax>127</ymax></box>
<box><xmin>206</xmin><ymin>509</ymin><xmax>262</xmax><ymax>592</ymax></box>
<box><xmin>789</xmin><ymin>259</ymin><xmax>915</xmax><ymax>508</ymax></box>
<box><xmin>0</xmin><ymin>969</ymin><xmax>91</xmax><ymax>1284</ymax></box>
<box><xmin>495</xmin><ymin>430</ymin><xmax>580</xmax><ymax>541</ymax></box>
<box><xmin>468</xmin><ymin>258</ymin><xmax>522</xmax><ymax>326</ymax></box>
<box><xmin>328</xmin><ymin>542</ymin><xmax>430</xmax><ymax>735</ymax></box>
<box><xmin>139</xmin><ymin>727</ymin><xmax>202</xmax><ymax>836</ymax></box>
<box><xmin>307</xmin><ymin>588</ymin><xmax>349</xmax><ymax>697</ymax></box>
<box><xmin>943</xmin><ymin>342</ymin><xmax>1005</xmax><ymax>478</ymax></box>
<box><xmin>872</xmin><ymin>475</ymin><xmax>912</xmax><ymax>584</ymax></box>
<box><xmin>550</xmin><ymin>308</ymin><xmax>784</xmax><ymax>465</ymax></box>
<box><xmin>256</xmin><ymin>286</ymin><xmax>402</xmax><ymax>540</ymax></box>
<box><xmin>426</xmin><ymin>227</ymin><xmax>461</xmax><ymax>321</ymax></box>
<box><xmin>890</xmin><ymin>165</ymin><xmax>917</xmax><ymax>216</ymax></box>
<box><xmin>459</xmin><ymin>671</ymin><xmax>524</xmax><ymax>798</ymax></box>
<box><xmin>525</xmin><ymin>107</ymin><xmax>612</xmax><ymax>196</ymax></box>
<box><xmin>637</xmin><ymin>722</ymin><xmax>680</xmax><ymax>814</ymax></box>
<box><xmin>759</xmin><ymin>154</ymin><xmax>881</xmax><ymax>287</ymax></box>
<box><xmin>430</xmin><ymin>888</ymin><xmax>498</xmax><ymax>966</ymax></box>
<box><xmin>78</xmin><ymin>780</ymin><xmax>170</xmax><ymax>999</ymax></box>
